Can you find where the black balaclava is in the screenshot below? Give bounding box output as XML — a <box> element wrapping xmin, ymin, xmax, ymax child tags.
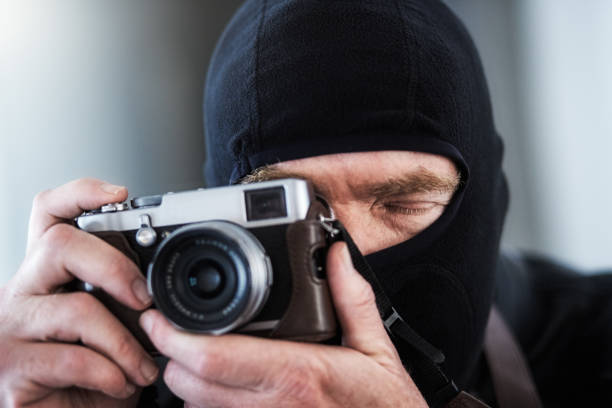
<box><xmin>203</xmin><ymin>0</ymin><xmax>508</xmax><ymax>389</ymax></box>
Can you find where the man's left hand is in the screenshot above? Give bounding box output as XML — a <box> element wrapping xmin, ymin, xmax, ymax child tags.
<box><xmin>140</xmin><ymin>242</ymin><xmax>428</xmax><ymax>407</ymax></box>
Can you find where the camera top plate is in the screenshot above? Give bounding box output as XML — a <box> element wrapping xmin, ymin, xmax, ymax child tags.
<box><xmin>76</xmin><ymin>178</ymin><xmax>314</xmax><ymax>233</ymax></box>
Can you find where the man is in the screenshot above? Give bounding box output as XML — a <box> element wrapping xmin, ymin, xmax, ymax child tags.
<box><xmin>1</xmin><ymin>0</ymin><xmax>610</xmax><ymax>407</ymax></box>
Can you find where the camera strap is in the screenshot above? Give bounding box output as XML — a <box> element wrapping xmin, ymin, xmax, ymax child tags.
<box><xmin>325</xmin><ymin>219</ymin><xmax>489</xmax><ymax>408</ymax></box>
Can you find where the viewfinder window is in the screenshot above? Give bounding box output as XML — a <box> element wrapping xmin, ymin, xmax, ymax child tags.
<box><xmin>245</xmin><ymin>187</ymin><xmax>287</xmax><ymax>221</ymax></box>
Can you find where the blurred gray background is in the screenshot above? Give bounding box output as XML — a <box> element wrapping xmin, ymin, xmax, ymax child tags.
<box><xmin>1</xmin><ymin>0</ymin><xmax>611</xmax><ymax>284</ymax></box>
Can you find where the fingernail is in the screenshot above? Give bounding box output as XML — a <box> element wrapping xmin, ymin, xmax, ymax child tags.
<box><xmin>140</xmin><ymin>312</ymin><xmax>153</xmax><ymax>333</ymax></box>
<box><xmin>140</xmin><ymin>357</ymin><xmax>159</xmax><ymax>383</ymax></box>
<box><xmin>100</xmin><ymin>183</ymin><xmax>125</xmax><ymax>195</ymax></box>
<box><xmin>132</xmin><ymin>278</ymin><xmax>152</xmax><ymax>306</ymax></box>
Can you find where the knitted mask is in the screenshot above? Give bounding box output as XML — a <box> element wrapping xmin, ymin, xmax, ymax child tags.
<box><xmin>203</xmin><ymin>0</ymin><xmax>508</xmax><ymax>387</ymax></box>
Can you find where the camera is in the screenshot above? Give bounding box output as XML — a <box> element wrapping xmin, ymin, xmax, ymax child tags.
<box><xmin>74</xmin><ymin>179</ymin><xmax>337</xmax><ymax>352</ymax></box>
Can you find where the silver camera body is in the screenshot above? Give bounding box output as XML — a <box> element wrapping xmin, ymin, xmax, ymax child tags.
<box><xmin>76</xmin><ymin>179</ymin><xmax>337</xmax><ymax>351</ymax></box>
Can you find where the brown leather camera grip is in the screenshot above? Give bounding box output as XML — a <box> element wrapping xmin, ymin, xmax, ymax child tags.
<box><xmin>271</xmin><ymin>219</ymin><xmax>338</xmax><ymax>341</ymax></box>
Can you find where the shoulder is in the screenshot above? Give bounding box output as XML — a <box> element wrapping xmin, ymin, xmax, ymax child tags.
<box><xmin>495</xmin><ymin>250</ymin><xmax>612</xmax><ymax>342</ymax></box>
<box><xmin>495</xmin><ymin>250</ymin><xmax>612</xmax><ymax>406</ymax></box>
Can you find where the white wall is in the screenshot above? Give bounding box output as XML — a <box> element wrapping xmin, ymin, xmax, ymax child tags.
<box><xmin>446</xmin><ymin>0</ymin><xmax>612</xmax><ymax>271</ymax></box>
<box><xmin>0</xmin><ymin>0</ymin><xmax>242</xmax><ymax>283</ymax></box>
<box><xmin>516</xmin><ymin>0</ymin><xmax>612</xmax><ymax>270</ymax></box>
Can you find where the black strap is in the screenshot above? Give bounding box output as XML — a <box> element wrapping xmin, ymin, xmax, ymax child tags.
<box><xmin>332</xmin><ymin>221</ymin><xmax>462</xmax><ymax>408</ymax></box>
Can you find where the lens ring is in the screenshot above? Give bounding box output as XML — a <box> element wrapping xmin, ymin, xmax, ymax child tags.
<box><xmin>148</xmin><ymin>221</ymin><xmax>272</xmax><ymax>334</ymax></box>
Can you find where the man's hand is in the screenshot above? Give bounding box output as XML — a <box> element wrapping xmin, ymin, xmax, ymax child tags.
<box><xmin>140</xmin><ymin>242</ymin><xmax>428</xmax><ymax>407</ymax></box>
<box><xmin>0</xmin><ymin>178</ymin><xmax>159</xmax><ymax>407</ymax></box>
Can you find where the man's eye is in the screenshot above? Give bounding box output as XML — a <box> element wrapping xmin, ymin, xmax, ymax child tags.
<box><xmin>383</xmin><ymin>205</ymin><xmax>429</xmax><ymax>215</ymax></box>
<box><xmin>381</xmin><ymin>201</ymin><xmax>437</xmax><ymax>216</ymax></box>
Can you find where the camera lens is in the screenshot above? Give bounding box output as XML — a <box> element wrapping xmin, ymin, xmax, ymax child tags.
<box><xmin>187</xmin><ymin>260</ymin><xmax>225</xmax><ymax>299</ymax></box>
<box><xmin>148</xmin><ymin>221</ymin><xmax>272</xmax><ymax>334</ymax></box>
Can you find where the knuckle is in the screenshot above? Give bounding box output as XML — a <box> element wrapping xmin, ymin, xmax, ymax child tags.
<box><xmin>106</xmin><ymin>253</ymin><xmax>135</xmax><ymax>281</ymax></box>
<box><xmin>71</xmin><ymin>177</ymin><xmax>97</xmax><ymax>191</ymax></box>
<box><xmin>13</xmin><ymin>347</ymin><xmax>34</xmax><ymax>377</ymax></box>
<box><xmin>275</xmin><ymin>360</ymin><xmax>322</xmax><ymax>404</ymax></box>
<box><xmin>31</xmin><ymin>189</ymin><xmax>52</xmax><ymax>212</ymax></box>
<box><xmin>193</xmin><ymin>351</ymin><xmax>217</xmax><ymax>378</ymax></box>
<box><xmin>103</xmin><ymin>376</ymin><xmax>126</xmax><ymax>398</ymax></box>
<box><xmin>355</xmin><ymin>280</ymin><xmax>376</xmax><ymax>308</ymax></box>
<box><xmin>60</xmin><ymin>348</ymin><xmax>88</xmax><ymax>374</ymax></box>
<box><xmin>91</xmin><ymin>361</ymin><xmax>125</xmax><ymax>396</ymax></box>
<box><xmin>18</xmin><ymin>244</ymin><xmax>50</xmax><ymax>283</ymax></box>
<box><xmin>0</xmin><ymin>342</ymin><xmax>14</xmax><ymax>372</ymax></box>
<box><xmin>113</xmin><ymin>331</ymin><xmax>136</xmax><ymax>358</ymax></box>
<box><xmin>60</xmin><ymin>348</ymin><xmax>124</xmax><ymax>394</ymax></box>
<box><xmin>28</xmin><ymin>296</ymin><xmax>73</xmax><ymax>341</ymax></box>
<box><xmin>69</xmin><ymin>292</ymin><xmax>101</xmax><ymax>316</ymax></box>
<box><xmin>42</xmin><ymin>223</ymin><xmax>74</xmax><ymax>252</ymax></box>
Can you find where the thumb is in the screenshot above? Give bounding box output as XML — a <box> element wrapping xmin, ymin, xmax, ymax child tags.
<box><xmin>326</xmin><ymin>242</ymin><xmax>395</xmax><ymax>356</ymax></box>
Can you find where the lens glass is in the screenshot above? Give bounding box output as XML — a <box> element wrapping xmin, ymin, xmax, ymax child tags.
<box><xmin>187</xmin><ymin>260</ymin><xmax>225</xmax><ymax>299</ymax></box>
<box><xmin>149</xmin><ymin>223</ymin><xmax>258</xmax><ymax>333</ymax></box>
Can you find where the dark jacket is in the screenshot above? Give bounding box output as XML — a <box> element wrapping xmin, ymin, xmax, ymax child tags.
<box><xmin>468</xmin><ymin>251</ymin><xmax>612</xmax><ymax>407</ymax></box>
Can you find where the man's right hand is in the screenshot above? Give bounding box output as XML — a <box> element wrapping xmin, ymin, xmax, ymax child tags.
<box><xmin>0</xmin><ymin>178</ymin><xmax>159</xmax><ymax>407</ymax></box>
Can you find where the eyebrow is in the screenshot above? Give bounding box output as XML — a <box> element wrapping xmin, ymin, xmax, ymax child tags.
<box><xmin>352</xmin><ymin>170</ymin><xmax>461</xmax><ymax>199</ymax></box>
<box><xmin>239</xmin><ymin>165</ymin><xmax>461</xmax><ymax>199</ymax></box>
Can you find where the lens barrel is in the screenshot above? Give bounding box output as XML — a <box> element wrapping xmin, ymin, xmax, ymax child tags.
<box><xmin>148</xmin><ymin>221</ymin><xmax>272</xmax><ymax>334</ymax></box>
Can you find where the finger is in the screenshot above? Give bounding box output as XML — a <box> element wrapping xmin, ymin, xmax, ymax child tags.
<box><xmin>14</xmin><ymin>293</ymin><xmax>158</xmax><ymax>387</ymax></box>
<box><xmin>15</xmin><ymin>224</ymin><xmax>151</xmax><ymax>310</ymax></box>
<box><xmin>164</xmin><ymin>360</ymin><xmax>255</xmax><ymax>408</ymax></box>
<box><xmin>28</xmin><ymin>178</ymin><xmax>127</xmax><ymax>252</ymax></box>
<box><xmin>140</xmin><ymin>310</ymin><xmax>315</xmax><ymax>388</ymax></box>
<box><xmin>326</xmin><ymin>242</ymin><xmax>396</xmax><ymax>357</ymax></box>
<box><xmin>11</xmin><ymin>342</ymin><xmax>136</xmax><ymax>400</ymax></box>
